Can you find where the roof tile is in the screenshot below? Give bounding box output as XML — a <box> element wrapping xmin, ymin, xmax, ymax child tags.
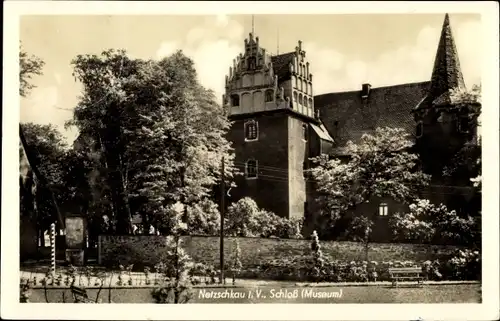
<box><xmin>314</xmin><ymin>81</ymin><xmax>430</xmax><ymax>148</ymax></box>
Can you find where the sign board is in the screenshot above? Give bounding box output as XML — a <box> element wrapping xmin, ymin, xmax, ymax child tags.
<box><xmin>65</xmin><ymin>216</ymin><xmax>86</xmax><ymax>249</ymax></box>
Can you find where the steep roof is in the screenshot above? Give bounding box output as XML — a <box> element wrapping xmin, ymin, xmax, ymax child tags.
<box><xmin>314</xmin><ymin>81</ymin><xmax>430</xmax><ymax>150</ymax></box>
<box><xmin>416</xmin><ymin>13</ymin><xmax>465</xmax><ymax>110</ymax></box>
<box><xmin>271</xmin><ymin>52</ymin><xmax>295</xmax><ymax>82</ymax></box>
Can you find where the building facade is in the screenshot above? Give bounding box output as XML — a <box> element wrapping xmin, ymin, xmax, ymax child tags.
<box><xmin>224</xmin><ymin>14</ymin><xmax>479</xmax><ymax>240</ymax></box>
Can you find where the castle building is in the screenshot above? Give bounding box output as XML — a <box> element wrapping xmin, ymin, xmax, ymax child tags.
<box><xmin>224</xmin><ymin>14</ymin><xmax>479</xmax><ymax>239</ymax></box>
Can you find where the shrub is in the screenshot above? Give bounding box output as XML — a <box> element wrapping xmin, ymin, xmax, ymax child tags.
<box><xmin>151</xmin><ymin>236</ymin><xmax>194</xmax><ymax>304</ymax></box>
<box><xmin>225</xmin><ymin>197</ymin><xmax>303</xmax><ymax>238</ymax></box>
<box><xmin>230</xmin><ymin>240</ymin><xmax>243</xmax><ymax>285</ymax></box>
<box><xmin>20</xmin><ymin>279</ymin><xmax>32</xmax><ymax>303</ymax></box>
<box><xmin>442</xmin><ymin>249</ymin><xmax>481</xmax><ymax>281</ymax></box>
<box><xmin>309</xmin><ymin>230</ymin><xmax>325</xmax><ymax>281</ymax></box>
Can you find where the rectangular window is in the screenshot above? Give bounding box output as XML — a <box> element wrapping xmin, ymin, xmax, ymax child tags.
<box><xmin>302</xmin><ymin>124</ymin><xmax>308</xmax><ymax>142</ymax></box>
<box><xmin>379</xmin><ymin>203</ymin><xmax>389</xmax><ymax>216</ymax></box>
<box><xmin>244</xmin><ymin>120</ymin><xmax>258</xmax><ymax>141</ymax></box>
<box><xmin>246</xmin><ymin>159</ymin><xmax>258</xmax><ymax>179</ymax></box>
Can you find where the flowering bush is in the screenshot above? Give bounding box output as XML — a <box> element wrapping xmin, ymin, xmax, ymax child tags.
<box><xmin>390</xmin><ymin>199</ymin><xmax>479</xmax><ymax>246</ymax></box>
<box><xmin>225</xmin><ymin>198</ymin><xmax>303</xmax><ymax>239</ymax></box>
<box><xmin>442</xmin><ymin>249</ymin><xmax>481</xmax><ymax>280</ymax></box>
<box><xmin>240</xmin><ymin>251</ymin><xmax>481</xmax><ymax>283</ymax></box>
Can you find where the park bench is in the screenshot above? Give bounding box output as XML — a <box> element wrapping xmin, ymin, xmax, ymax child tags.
<box><xmin>70</xmin><ymin>285</ymin><xmax>95</xmax><ymax>303</ymax></box>
<box><xmin>388</xmin><ymin>267</ymin><xmax>424</xmax><ymax>287</ymax></box>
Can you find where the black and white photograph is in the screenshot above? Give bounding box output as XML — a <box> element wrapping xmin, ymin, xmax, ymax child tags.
<box><xmin>2</xmin><ymin>1</ymin><xmax>499</xmax><ymax>320</ymax></box>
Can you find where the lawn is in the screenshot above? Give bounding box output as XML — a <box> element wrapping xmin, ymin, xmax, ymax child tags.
<box><xmin>28</xmin><ymin>283</ymin><xmax>480</xmax><ymax>303</ymax></box>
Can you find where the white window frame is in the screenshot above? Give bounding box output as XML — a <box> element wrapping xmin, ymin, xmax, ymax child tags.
<box><xmin>379</xmin><ymin>203</ymin><xmax>389</xmax><ymax>216</ymax></box>
<box><xmin>245</xmin><ymin>159</ymin><xmax>258</xmax><ymax>180</ymax></box>
<box><xmin>244</xmin><ymin>120</ymin><xmax>259</xmax><ymax>142</ymax></box>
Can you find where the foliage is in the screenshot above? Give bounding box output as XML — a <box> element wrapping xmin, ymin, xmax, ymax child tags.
<box><xmin>309</xmin><ymin>230</ymin><xmax>325</xmax><ymax>280</ymax></box>
<box><xmin>224</xmin><ymin>197</ymin><xmax>303</xmax><ymax>238</ymax></box>
<box><xmin>19</xmin><ymin>123</ymin><xmax>68</xmax><ymax>230</ymax></box>
<box><xmin>186</xmin><ymin>198</ymin><xmax>221</xmax><ymax>236</ymax></box>
<box><xmin>68</xmin><ymin>49</ymin><xmax>236</xmax><ymax>235</ymax></box>
<box><xmin>19</xmin><ymin>42</ymin><xmax>45</xmax><ymax>98</ymax></box>
<box><xmin>309</xmin><ymin>127</ymin><xmax>430</xmax><ymax>241</ymax></box>
<box><xmin>20</xmin><ymin>279</ymin><xmax>33</xmax><ymax>303</ymax></box>
<box><xmin>230</xmin><ymin>240</ymin><xmax>243</xmax><ymax>284</ymax></box>
<box><xmin>348</xmin><ymin>216</ymin><xmax>375</xmax><ymax>261</ymax></box>
<box><xmin>442</xmin><ymin>249</ymin><xmax>481</xmax><ymax>281</ymax></box>
<box><xmin>151</xmin><ymin>236</ymin><xmax>194</xmax><ymax>303</ymax></box>
<box><xmin>243</xmin><ymin>256</ymin><xmax>480</xmax><ymax>283</ymax></box>
<box><xmin>444</xmin><ymin>85</ymin><xmax>482</xmax><ymax>186</ymax></box>
<box><xmin>389</xmin><ymin>199</ymin><xmax>480</xmax><ymax>246</ymax></box>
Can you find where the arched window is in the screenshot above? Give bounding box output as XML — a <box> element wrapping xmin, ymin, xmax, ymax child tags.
<box><xmin>416</xmin><ymin>122</ymin><xmax>423</xmax><ymax>138</ymax></box>
<box><xmin>244</xmin><ymin>120</ymin><xmax>258</xmax><ymax>141</ymax></box>
<box><xmin>309</xmin><ymin>83</ymin><xmax>312</xmax><ymax>95</ymax></box>
<box><xmin>265</xmin><ymin>90</ymin><xmax>274</xmax><ymax>102</ymax></box>
<box><xmin>246</xmin><ymin>159</ymin><xmax>258</xmax><ymax>179</ymax></box>
<box><xmin>231</xmin><ymin>94</ymin><xmax>240</xmax><ymax>107</ymax></box>
<box><xmin>299</xmin><ymin>94</ymin><xmax>303</xmax><ymax>105</ymax></box>
<box><xmin>293</xmin><ymin>92</ymin><xmax>298</xmax><ymax>101</ymax></box>
<box><xmin>248</xmin><ymin>57</ymin><xmax>256</xmax><ymax>70</ymax></box>
<box><xmin>304</xmin><ymin>98</ymin><xmax>308</xmax><ymax>108</ymax></box>
<box><xmin>302</xmin><ymin>124</ymin><xmax>308</xmax><ymax>142</ymax></box>
<box><xmin>304</xmin><ymin>81</ymin><xmax>308</xmax><ymax>94</ymax></box>
<box><xmin>300</xmin><ymin>80</ymin><xmax>304</xmax><ymax>92</ymax></box>
<box><xmin>308</xmin><ymin>98</ymin><xmax>313</xmax><ymax>108</ymax></box>
<box><xmin>295</xmin><ymin>77</ymin><xmax>298</xmax><ymax>89</ymax></box>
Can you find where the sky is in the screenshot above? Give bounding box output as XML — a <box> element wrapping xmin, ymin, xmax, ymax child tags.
<box><xmin>20</xmin><ymin>13</ymin><xmax>481</xmax><ymax>142</ymax></box>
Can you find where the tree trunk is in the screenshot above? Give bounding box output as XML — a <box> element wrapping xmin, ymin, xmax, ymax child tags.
<box><xmin>101</xmin><ymin>104</ymin><xmax>132</xmax><ymax>235</ymax></box>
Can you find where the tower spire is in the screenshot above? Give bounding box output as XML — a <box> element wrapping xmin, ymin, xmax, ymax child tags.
<box><xmin>428</xmin><ymin>13</ymin><xmax>466</xmax><ymax>105</ymax></box>
<box><xmin>252</xmin><ymin>15</ymin><xmax>255</xmax><ymax>35</ymax></box>
<box><xmin>277</xmin><ymin>28</ymin><xmax>280</xmax><ymax>54</ymax></box>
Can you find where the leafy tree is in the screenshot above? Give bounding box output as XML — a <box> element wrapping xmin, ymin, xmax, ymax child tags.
<box><xmin>389</xmin><ymin>199</ymin><xmax>480</xmax><ymax>246</ymax></box>
<box><xmin>130</xmin><ymin>52</ymin><xmax>236</xmax><ymax>235</ymax></box>
<box><xmin>20</xmin><ymin>123</ymin><xmax>68</xmax><ymax>230</ymax></box>
<box><xmin>443</xmin><ymin>85</ymin><xmax>482</xmax><ymax>186</ymax></box>
<box><xmin>68</xmin><ymin>49</ymin><xmax>236</xmax><ymax>235</ymax></box>
<box><xmin>309</xmin><ymin>127</ymin><xmax>431</xmax><ymax>245</ymax></box>
<box><xmin>224</xmin><ymin>197</ymin><xmax>302</xmax><ymax>238</ymax></box>
<box><xmin>19</xmin><ymin>44</ymin><xmax>66</xmax><ymax>230</ymax></box>
<box><xmin>186</xmin><ymin>198</ymin><xmax>221</xmax><ymax>236</ymax></box>
<box><xmin>69</xmin><ymin>49</ymin><xmax>138</xmax><ymax>234</ymax></box>
<box><xmin>151</xmin><ymin>236</ymin><xmax>194</xmax><ymax>304</ymax></box>
<box><xmin>19</xmin><ymin>42</ymin><xmax>45</xmax><ymax>98</ymax></box>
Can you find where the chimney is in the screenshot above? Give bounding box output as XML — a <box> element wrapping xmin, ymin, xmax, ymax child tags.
<box><xmin>361</xmin><ymin>83</ymin><xmax>371</xmax><ymax>99</ymax></box>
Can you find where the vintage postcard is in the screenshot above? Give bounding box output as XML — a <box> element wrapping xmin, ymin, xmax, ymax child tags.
<box><xmin>2</xmin><ymin>1</ymin><xmax>499</xmax><ymax>320</ymax></box>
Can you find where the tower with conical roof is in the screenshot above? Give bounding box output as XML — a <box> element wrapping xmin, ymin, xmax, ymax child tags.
<box><xmin>413</xmin><ymin>13</ymin><xmax>475</xmax><ymax>179</ymax></box>
<box><xmin>223</xmin><ymin>32</ymin><xmax>334</xmax><ymax>221</ymax></box>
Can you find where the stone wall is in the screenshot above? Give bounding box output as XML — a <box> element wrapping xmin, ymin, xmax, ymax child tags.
<box><xmin>98</xmin><ymin>235</ymin><xmax>462</xmax><ymax>269</ymax></box>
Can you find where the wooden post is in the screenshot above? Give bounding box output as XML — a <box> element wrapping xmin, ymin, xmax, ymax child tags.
<box><xmin>220</xmin><ymin>157</ymin><xmax>225</xmax><ymax>284</ymax></box>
